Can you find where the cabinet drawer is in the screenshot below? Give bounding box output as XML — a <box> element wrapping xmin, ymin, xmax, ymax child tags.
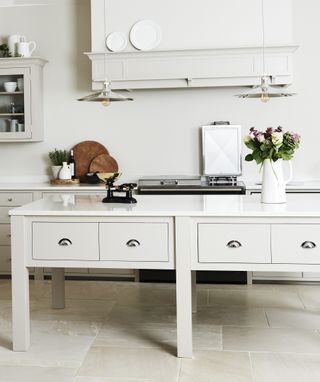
<box><xmin>0</xmin><ymin>224</ymin><xmax>10</xmax><ymax>245</ymax></box>
<box><xmin>32</xmin><ymin>222</ymin><xmax>99</xmax><ymax>261</ymax></box>
<box><xmin>0</xmin><ymin>246</ymin><xmax>11</xmax><ymax>272</ymax></box>
<box><xmin>99</xmin><ymin>222</ymin><xmax>170</xmax><ymax>262</ymax></box>
<box><xmin>272</xmin><ymin>225</ymin><xmax>320</xmax><ymax>264</ymax></box>
<box><xmin>0</xmin><ymin>207</ymin><xmax>10</xmax><ymax>223</ymax></box>
<box><xmin>0</xmin><ymin>192</ymin><xmax>32</xmax><ymax>206</ymax></box>
<box><xmin>198</xmin><ymin>224</ymin><xmax>271</xmax><ymax>263</ymax></box>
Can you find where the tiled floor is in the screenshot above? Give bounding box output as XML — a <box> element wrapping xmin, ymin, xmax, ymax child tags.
<box><xmin>1</xmin><ymin>280</ymin><xmax>320</xmax><ymax>381</ymax></box>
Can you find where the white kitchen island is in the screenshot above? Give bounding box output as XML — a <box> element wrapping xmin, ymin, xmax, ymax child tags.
<box><xmin>9</xmin><ymin>193</ymin><xmax>320</xmax><ymax>358</ymax></box>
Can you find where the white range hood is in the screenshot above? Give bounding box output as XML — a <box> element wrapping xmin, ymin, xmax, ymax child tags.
<box><xmin>87</xmin><ymin>0</ymin><xmax>297</xmax><ymax>90</ymax></box>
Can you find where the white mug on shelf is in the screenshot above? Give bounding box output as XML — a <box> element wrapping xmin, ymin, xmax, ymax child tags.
<box><xmin>8</xmin><ymin>35</ymin><xmax>26</xmax><ymax>56</ymax></box>
<box><xmin>17</xmin><ymin>41</ymin><xmax>36</xmax><ymax>57</ymax></box>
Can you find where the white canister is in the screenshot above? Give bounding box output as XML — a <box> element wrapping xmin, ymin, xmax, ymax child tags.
<box><xmin>8</xmin><ymin>35</ymin><xmax>26</xmax><ymax>56</ymax></box>
<box><xmin>17</xmin><ymin>41</ymin><xmax>36</xmax><ymax>57</ymax></box>
<box><xmin>59</xmin><ymin>162</ymin><xmax>72</xmax><ymax>180</ymax></box>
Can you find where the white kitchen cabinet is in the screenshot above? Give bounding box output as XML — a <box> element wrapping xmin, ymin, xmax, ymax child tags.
<box><xmin>0</xmin><ymin>191</ymin><xmax>33</xmax><ymax>276</ymax></box>
<box><xmin>0</xmin><ymin>58</ymin><xmax>47</xmax><ymax>142</ymax></box>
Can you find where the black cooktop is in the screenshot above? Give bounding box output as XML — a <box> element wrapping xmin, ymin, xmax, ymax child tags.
<box><xmin>137</xmin><ymin>176</ymin><xmax>246</xmax><ymax>195</ymax></box>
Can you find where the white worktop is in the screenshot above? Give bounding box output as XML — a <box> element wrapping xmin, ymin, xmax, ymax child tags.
<box><xmin>1</xmin><ymin>179</ymin><xmax>320</xmax><ymax>192</ymax></box>
<box><xmin>9</xmin><ymin>193</ymin><xmax>320</xmax><ymax>217</ymax></box>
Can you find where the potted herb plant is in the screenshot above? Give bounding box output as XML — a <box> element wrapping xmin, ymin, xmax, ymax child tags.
<box><xmin>244</xmin><ymin>126</ymin><xmax>301</xmax><ymax>204</ymax></box>
<box><xmin>0</xmin><ymin>44</ymin><xmax>11</xmax><ymax>58</ymax></box>
<box><xmin>49</xmin><ymin>149</ymin><xmax>69</xmax><ymax>179</ymax></box>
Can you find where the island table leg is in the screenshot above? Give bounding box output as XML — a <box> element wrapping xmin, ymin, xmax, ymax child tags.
<box><xmin>175</xmin><ymin>217</ymin><xmax>193</xmax><ymax>358</ymax></box>
<box><xmin>11</xmin><ymin>216</ymin><xmax>30</xmax><ymax>351</ymax></box>
<box><xmin>52</xmin><ymin>268</ymin><xmax>65</xmax><ymax>309</ymax></box>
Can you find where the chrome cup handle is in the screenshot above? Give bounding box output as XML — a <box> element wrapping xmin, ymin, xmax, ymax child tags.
<box><xmin>58</xmin><ymin>238</ymin><xmax>72</xmax><ymax>246</ymax></box>
<box><xmin>301</xmin><ymin>241</ymin><xmax>316</xmax><ymax>249</ymax></box>
<box><xmin>126</xmin><ymin>239</ymin><xmax>140</xmax><ymax>248</ymax></box>
<box><xmin>227</xmin><ymin>240</ymin><xmax>242</xmax><ymax>249</ymax></box>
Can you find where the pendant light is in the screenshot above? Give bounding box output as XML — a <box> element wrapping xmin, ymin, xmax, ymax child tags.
<box><xmin>235</xmin><ymin>0</ymin><xmax>295</xmax><ymax>102</ymax></box>
<box><xmin>78</xmin><ymin>0</ymin><xmax>133</xmax><ymax>106</ymax></box>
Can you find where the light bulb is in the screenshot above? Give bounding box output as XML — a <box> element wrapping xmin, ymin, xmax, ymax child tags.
<box><xmin>101</xmin><ymin>99</ymin><xmax>110</xmax><ymax>107</ymax></box>
<box><xmin>261</xmin><ymin>92</ymin><xmax>270</xmax><ymax>103</ymax></box>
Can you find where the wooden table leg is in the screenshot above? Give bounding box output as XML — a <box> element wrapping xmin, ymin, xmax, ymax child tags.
<box><xmin>175</xmin><ymin>217</ymin><xmax>193</xmax><ymax>358</ymax></box>
<box><xmin>51</xmin><ymin>268</ymin><xmax>65</xmax><ymax>309</ymax></box>
<box><xmin>11</xmin><ymin>216</ymin><xmax>30</xmax><ymax>351</ymax></box>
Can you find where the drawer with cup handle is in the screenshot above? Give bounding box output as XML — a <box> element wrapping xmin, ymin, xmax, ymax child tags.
<box><xmin>32</xmin><ymin>222</ymin><xmax>99</xmax><ymax>261</ymax></box>
<box><xmin>197</xmin><ymin>223</ymin><xmax>271</xmax><ymax>263</ymax></box>
<box><xmin>0</xmin><ymin>192</ymin><xmax>33</xmax><ymax>206</ymax></box>
<box><xmin>99</xmin><ymin>220</ymin><xmax>172</xmax><ymax>263</ymax></box>
<box><xmin>272</xmin><ymin>225</ymin><xmax>320</xmax><ymax>264</ymax></box>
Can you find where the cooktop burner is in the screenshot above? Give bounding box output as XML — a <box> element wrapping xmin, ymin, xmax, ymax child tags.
<box><xmin>137</xmin><ymin>176</ymin><xmax>246</xmax><ymax>195</ymax></box>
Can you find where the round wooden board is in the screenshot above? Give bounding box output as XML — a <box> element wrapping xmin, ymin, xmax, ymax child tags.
<box><xmin>73</xmin><ymin>141</ymin><xmax>109</xmax><ymax>181</ymax></box>
<box><xmin>89</xmin><ymin>154</ymin><xmax>119</xmax><ymax>173</ymax></box>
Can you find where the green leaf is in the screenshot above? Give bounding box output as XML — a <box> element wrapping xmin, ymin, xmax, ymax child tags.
<box><xmin>245</xmin><ymin>154</ymin><xmax>254</xmax><ymax>161</ymax></box>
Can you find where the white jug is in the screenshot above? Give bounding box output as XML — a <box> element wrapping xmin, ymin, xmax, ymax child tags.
<box><xmin>17</xmin><ymin>41</ymin><xmax>36</xmax><ymax>57</ymax></box>
<box><xmin>59</xmin><ymin>162</ymin><xmax>72</xmax><ymax>180</ymax></box>
<box><xmin>261</xmin><ymin>159</ymin><xmax>293</xmax><ymax>204</ymax></box>
<box><xmin>8</xmin><ymin>35</ymin><xmax>26</xmax><ymax>56</ymax></box>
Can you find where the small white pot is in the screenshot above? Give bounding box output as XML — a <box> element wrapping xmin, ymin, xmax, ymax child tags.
<box><xmin>51</xmin><ymin>165</ymin><xmax>62</xmax><ymax>179</ymax></box>
<box><xmin>261</xmin><ymin>159</ymin><xmax>293</xmax><ymax>204</ymax></box>
<box><xmin>59</xmin><ymin>162</ymin><xmax>72</xmax><ymax>180</ymax></box>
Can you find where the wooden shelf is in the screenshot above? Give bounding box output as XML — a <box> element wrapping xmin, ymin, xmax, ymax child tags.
<box><xmin>0</xmin><ymin>92</ymin><xmax>23</xmax><ymax>95</ymax></box>
<box><xmin>0</xmin><ymin>113</ymin><xmax>24</xmax><ymax>116</ymax></box>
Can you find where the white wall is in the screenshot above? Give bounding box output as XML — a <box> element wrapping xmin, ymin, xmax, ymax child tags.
<box><xmin>0</xmin><ymin>0</ymin><xmax>318</xmax><ymax>182</ymax></box>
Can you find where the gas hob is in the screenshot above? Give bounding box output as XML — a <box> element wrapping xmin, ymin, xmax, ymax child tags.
<box><xmin>137</xmin><ymin>176</ymin><xmax>246</xmax><ymax>195</ymax></box>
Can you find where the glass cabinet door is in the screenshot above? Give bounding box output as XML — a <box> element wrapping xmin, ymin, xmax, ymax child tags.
<box><xmin>0</xmin><ymin>67</ymin><xmax>31</xmax><ymax>139</ymax></box>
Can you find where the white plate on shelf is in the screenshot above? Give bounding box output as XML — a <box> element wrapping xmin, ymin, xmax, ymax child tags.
<box><xmin>106</xmin><ymin>32</ymin><xmax>128</xmax><ymax>52</ymax></box>
<box><xmin>130</xmin><ymin>20</ymin><xmax>162</xmax><ymax>51</ymax></box>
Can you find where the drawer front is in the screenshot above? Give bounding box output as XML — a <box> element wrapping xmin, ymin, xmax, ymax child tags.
<box><xmin>32</xmin><ymin>222</ymin><xmax>99</xmax><ymax>261</ymax></box>
<box><xmin>99</xmin><ymin>222</ymin><xmax>169</xmax><ymax>262</ymax></box>
<box><xmin>0</xmin><ymin>192</ymin><xmax>32</xmax><ymax>206</ymax></box>
<box><xmin>0</xmin><ymin>207</ymin><xmax>10</xmax><ymax>223</ymax></box>
<box><xmin>272</xmin><ymin>225</ymin><xmax>320</xmax><ymax>264</ymax></box>
<box><xmin>198</xmin><ymin>224</ymin><xmax>271</xmax><ymax>263</ymax></box>
<box><xmin>0</xmin><ymin>224</ymin><xmax>11</xmax><ymax>245</ymax></box>
<box><xmin>0</xmin><ymin>246</ymin><xmax>11</xmax><ymax>272</ymax></box>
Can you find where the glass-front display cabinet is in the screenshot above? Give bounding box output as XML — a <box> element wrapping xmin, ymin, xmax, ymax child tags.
<box><xmin>0</xmin><ymin>58</ymin><xmax>47</xmax><ymax>142</ymax></box>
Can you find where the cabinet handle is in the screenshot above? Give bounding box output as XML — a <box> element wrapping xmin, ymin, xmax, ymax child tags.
<box><xmin>227</xmin><ymin>240</ymin><xmax>242</xmax><ymax>249</ymax></box>
<box><xmin>7</xmin><ymin>198</ymin><xmax>13</xmax><ymax>202</ymax></box>
<box><xmin>301</xmin><ymin>241</ymin><xmax>316</xmax><ymax>249</ymax></box>
<box><xmin>126</xmin><ymin>239</ymin><xmax>140</xmax><ymax>248</ymax></box>
<box><xmin>58</xmin><ymin>238</ymin><xmax>72</xmax><ymax>246</ymax></box>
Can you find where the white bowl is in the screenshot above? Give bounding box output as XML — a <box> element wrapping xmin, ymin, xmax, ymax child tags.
<box><xmin>4</xmin><ymin>82</ymin><xmax>17</xmax><ymax>92</ymax></box>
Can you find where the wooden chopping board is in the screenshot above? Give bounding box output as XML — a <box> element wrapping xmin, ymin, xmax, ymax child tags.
<box><xmin>73</xmin><ymin>141</ymin><xmax>109</xmax><ymax>181</ymax></box>
<box><xmin>89</xmin><ymin>154</ymin><xmax>119</xmax><ymax>173</ymax></box>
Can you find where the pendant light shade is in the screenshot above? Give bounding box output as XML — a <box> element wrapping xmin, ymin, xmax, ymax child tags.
<box><xmin>235</xmin><ymin>76</ymin><xmax>296</xmax><ymax>103</ymax></box>
<box><xmin>235</xmin><ymin>0</ymin><xmax>296</xmax><ymax>102</ymax></box>
<box><xmin>78</xmin><ymin>81</ymin><xmax>133</xmax><ymax>106</ymax></box>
